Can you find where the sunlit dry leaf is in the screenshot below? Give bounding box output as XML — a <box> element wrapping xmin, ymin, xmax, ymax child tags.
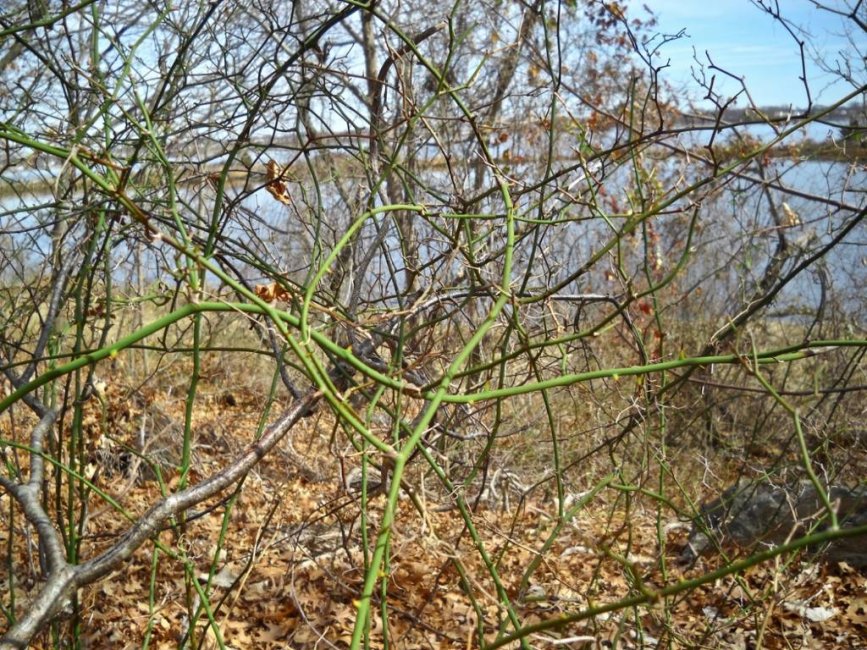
<box><xmin>255</xmin><ymin>282</ymin><xmax>291</xmax><ymax>303</ymax></box>
<box><xmin>782</xmin><ymin>201</ymin><xmax>801</xmax><ymax>226</ymax></box>
<box><xmin>265</xmin><ymin>160</ymin><xmax>292</xmax><ymax>205</ymax></box>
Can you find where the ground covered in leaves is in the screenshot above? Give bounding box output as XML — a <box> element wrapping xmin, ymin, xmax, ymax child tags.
<box><xmin>2</xmin><ymin>377</ymin><xmax>866</xmax><ymax>649</ymax></box>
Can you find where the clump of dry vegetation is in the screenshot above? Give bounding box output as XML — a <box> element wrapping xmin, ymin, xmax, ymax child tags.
<box><xmin>1</xmin><ymin>0</ymin><xmax>866</xmax><ymax>647</ymax></box>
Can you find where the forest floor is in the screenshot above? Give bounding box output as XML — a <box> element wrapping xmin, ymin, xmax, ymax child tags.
<box><xmin>3</xmin><ymin>375</ymin><xmax>866</xmax><ymax>650</ymax></box>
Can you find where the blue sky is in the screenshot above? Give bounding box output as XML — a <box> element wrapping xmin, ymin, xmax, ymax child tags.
<box><xmin>643</xmin><ymin>0</ymin><xmax>861</xmax><ymax>108</ymax></box>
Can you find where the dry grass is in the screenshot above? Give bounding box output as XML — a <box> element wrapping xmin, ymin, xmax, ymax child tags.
<box><xmin>2</xmin><ymin>295</ymin><xmax>865</xmax><ymax>647</ymax></box>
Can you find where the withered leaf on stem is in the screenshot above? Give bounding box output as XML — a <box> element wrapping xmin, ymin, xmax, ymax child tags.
<box><xmin>265</xmin><ymin>160</ymin><xmax>292</xmax><ymax>206</ymax></box>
